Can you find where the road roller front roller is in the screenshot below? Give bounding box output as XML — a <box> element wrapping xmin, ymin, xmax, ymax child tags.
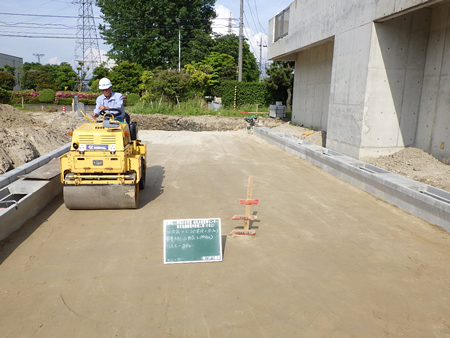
<box><xmin>60</xmin><ymin>107</ymin><xmax>146</xmax><ymax>209</ymax></box>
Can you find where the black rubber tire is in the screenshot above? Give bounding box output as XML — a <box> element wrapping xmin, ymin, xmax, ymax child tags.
<box><xmin>129</xmin><ymin>122</ymin><xmax>137</xmax><ymax>140</ymax></box>
<box><xmin>139</xmin><ymin>157</ymin><xmax>146</xmax><ymax>190</ymax></box>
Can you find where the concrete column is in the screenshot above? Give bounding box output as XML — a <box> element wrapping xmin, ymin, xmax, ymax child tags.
<box><xmin>326</xmin><ymin>24</ymin><xmax>373</xmax><ymax>158</ymax></box>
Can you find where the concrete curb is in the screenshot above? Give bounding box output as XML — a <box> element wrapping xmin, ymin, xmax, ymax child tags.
<box><xmin>254</xmin><ymin>127</ymin><xmax>450</xmax><ymax>232</ymax></box>
<box><xmin>0</xmin><ymin>143</ymin><xmax>70</xmax><ymax>240</ymax></box>
<box><xmin>0</xmin><ymin>143</ymin><xmax>70</xmax><ymax>190</ymax></box>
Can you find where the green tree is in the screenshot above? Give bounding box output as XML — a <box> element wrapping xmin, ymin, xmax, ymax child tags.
<box><xmin>0</xmin><ymin>71</ymin><xmax>15</xmax><ymax>90</ymax></box>
<box><xmin>89</xmin><ymin>63</ymin><xmax>110</xmax><ymax>88</ymax></box>
<box><xmin>1</xmin><ymin>65</ymin><xmax>16</xmax><ymax>77</ymax></box>
<box><xmin>265</xmin><ymin>61</ymin><xmax>295</xmax><ymax>111</ymax></box>
<box><xmin>211</xmin><ymin>34</ymin><xmax>259</xmax><ymax>82</ymax></box>
<box><xmin>195</xmin><ymin>52</ymin><xmax>236</xmax><ymax>96</ymax></box>
<box><xmin>53</xmin><ymin>62</ymin><xmax>77</xmax><ymax>91</ymax></box>
<box><xmin>141</xmin><ymin>68</ymin><xmax>191</xmax><ymax>104</ymax></box>
<box><xmin>21</xmin><ymin>63</ymin><xmax>57</xmax><ymax>90</ymax></box>
<box><xmin>184</xmin><ymin>63</ymin><xmax>212</xmax><ymax>96</ymax></box>
<box><xmin>96</xmin><ymin>0</ymin><xmax>216</xmax><ymax>69</ymax></box>
<box><xmin>108</xmin><ymin>61</ymin><xmax>142</xmax><ymax>93</ymax></box>
<box><xmin>76</xmin><ymin>61</ymin><xmax>90</xmax><ymax>92</ymax></box>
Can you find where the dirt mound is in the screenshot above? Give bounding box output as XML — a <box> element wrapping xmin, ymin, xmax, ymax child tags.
<box><xmin>272</xmin><ymin>122</ymin><xmax>327</xmax><ymax>147</ymax></box>
<box><xmin>129</xmin><ymin>113</ymin><xmax>283</xmax><ymax>132</ymax></box>
<box><xmin>362</xmin><ymin>148</ymin><xmax>450</xmax><ymax>191</ymax></box>
<box><xmin>0</xmin><ymin>104</ymin><xmax>83</xmax><ymax>173</ymax></box>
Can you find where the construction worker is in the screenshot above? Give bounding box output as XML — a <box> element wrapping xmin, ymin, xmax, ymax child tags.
<box><xmin>92</xmin><ymin>78</ymin><xmax>127</xmax><ymax>123</ymax></box>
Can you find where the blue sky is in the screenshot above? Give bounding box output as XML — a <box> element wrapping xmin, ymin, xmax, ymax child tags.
<box><xmin>0</xmin><ymin>0</ymin><xmax>292</xmax><ymax>68</ymax></box>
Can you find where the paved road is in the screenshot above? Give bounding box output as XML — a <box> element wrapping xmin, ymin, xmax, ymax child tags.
<box><xmin>1</xmin><ymin>130</ymin><xmax>450</xmax><ymax>337</ymax></box>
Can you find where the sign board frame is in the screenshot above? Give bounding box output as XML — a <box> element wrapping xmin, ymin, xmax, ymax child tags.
<box><xmin>164</xmin><ymin>218</ymin><xmax>223</xmax><ymax>264</ymax></box>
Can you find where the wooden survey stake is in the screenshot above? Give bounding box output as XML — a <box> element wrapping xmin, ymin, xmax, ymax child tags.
<box><xmin>231</xmin><ymin>176</ymin><xmax>258</xmax><ymax>235</ymax></box>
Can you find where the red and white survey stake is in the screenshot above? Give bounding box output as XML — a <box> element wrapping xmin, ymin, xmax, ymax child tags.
<box><xmin>231</xmin><ymin>176</ymin><xmax>258</xmax><ymax>235</ymax></box>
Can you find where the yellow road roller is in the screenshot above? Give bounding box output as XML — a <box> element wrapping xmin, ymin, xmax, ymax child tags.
<box><xmin>60</xmin><ymin>104</ymin><xmax>146</xmax><ymax>209</ymax></box>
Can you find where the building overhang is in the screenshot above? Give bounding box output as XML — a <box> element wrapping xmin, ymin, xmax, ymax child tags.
<box><xmin>269</xmin><ymin>37</ymin><xmax>335</xmax><ymax>62</ymax></box>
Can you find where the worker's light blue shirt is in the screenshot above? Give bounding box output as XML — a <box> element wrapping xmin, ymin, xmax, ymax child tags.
<box><xmin>94</xmin><ymin>92</ymin><xmax>126</xmax><ymax>120</ymax></box>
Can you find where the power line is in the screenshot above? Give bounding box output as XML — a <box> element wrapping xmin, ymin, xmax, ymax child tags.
<box><xmin>0</xmin><ymin>20</ymin><xmax>237</xmax><ymax>36</ymax></box>
<box><xmin>0</xmin><ymin>12</ymin><xmax>228</xmax><ymax>21</ymax></box>
<box><xmin>243</xmin><ymin>12</ymin><xmax>257</xmax><ymax>56</ymax></box>
<box><xmin>0</xmin><ymin>33</ymin><xmax>239</xmax><ymax>41</ymax></box>
<box><xmin>253</xmin><ymin>0</ymin><xmax>268</xmax><ymax>34</ymax></box>
<box><xmin>0</xmin><ymin>12</ymin><xmax>80</xmax><ymax>19</ymax></box>
<box><xmin>245</xmin><ymin>0</ymin><xmax>259</xmax><ymax>35</ymax></box>
<box><xmin>0</xmin><ymin>22</ymin><xmax>75</xmax><ymax>29</ymax></box>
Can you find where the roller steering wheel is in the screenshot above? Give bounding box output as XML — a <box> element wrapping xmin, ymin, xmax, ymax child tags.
<box><xmin>99</xmin><ymin>108</ymin><xmax>121</xmax><ymax>117</ymax></box>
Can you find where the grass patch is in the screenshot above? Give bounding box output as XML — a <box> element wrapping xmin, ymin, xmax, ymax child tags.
<box><xmin>128</xmin><ymin>99</ymin><xmax>271</xmax><ymax>118</ymax></box>
<box><xmin>12</xmin><ymin>104</ymin><xmax>42</xmax><ymax>112</ymax></box>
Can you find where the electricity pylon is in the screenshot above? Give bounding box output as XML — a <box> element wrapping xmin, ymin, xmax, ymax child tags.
<box><xmin>72</xmin><ymin>0</ymin><xmax>101</xmax><ymax>89</ymax></box>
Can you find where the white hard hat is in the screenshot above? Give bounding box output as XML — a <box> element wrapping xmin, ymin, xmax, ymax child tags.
<box><xmin>99</xmin><ymin>77</ymin><xmax>112</xmax><ymax>90</ymax></box>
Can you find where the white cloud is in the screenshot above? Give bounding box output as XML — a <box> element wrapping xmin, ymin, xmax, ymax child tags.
<box><xmin>214</xmin><ymin>4</ymin><xmax>269</xmax><ymax>76</ymax></box>
<box><xmin>243</xmin><ymin>28</ymin><xmax>269</xmax><ymax>77</ymax></box>
<box><xmin>213</xmin><ymin>5</ymin><xmax>236</xmax><ymax>35</ymax></box>
<box><xmin>48</xmin><ymin>57</ymin><xmax>61</xmax><ymax>65</ymax></box>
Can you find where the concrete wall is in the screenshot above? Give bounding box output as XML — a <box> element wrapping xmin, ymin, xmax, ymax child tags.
<box><xmin>415</xmin><ymin>3</ymin><xmax>450</xmax><ymax>162</ymax></box>
<box><xmin>359</xmin><ymin>9</ymin><xmax>432</xmax><ymax>158</ymax></box>
<box><xmin>268</xmin><ymin>0</ymin><xmax>450</xmax><ymax>160</ymax></box>
<box><xmin>292</xmin><ymin>41</ymin><xmax>334</xmax><ymax>131</ymax></box>
<box><xmin>0</xmin><ymin>53</ymin><xmax>23</xmax><ymax>91</ymax></box>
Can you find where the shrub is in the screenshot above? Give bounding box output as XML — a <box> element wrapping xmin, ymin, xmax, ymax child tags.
<box><xmin>221</xmin><ymin>81</ymin><xmax>270</xmax><ymax>107</ymax></box>
<box><xmin>0</xmin><ymin>88</ymin><xmax>11</xmax><ymax>104</ymax></box>
<box><xmin>57</xmin><ymin>98</ymin><xmax>73</xmax><ymax>105</ymax></box>
<box><xmin>90</xmin><ymin>79</ymin><xmax>100</xmax><ymax>93</ymax></box>
<box><xmin>11</xmin><ymin>91</ymin><xmax>40</xmax><ymax>104</ymax></box>
<box><xmin>0</xmin><ymin>71</ymin><xmax>15</xmax><ymax>90</ymax></box>
<box><xmin>126</xmin><ymin>93</ymin><xmax>140</xmax><ymax>106</ymax></box>
<box><xmin>38</xmin><ymin>89</ymin><xmax>56</xmax><ymax>103</ymax></box>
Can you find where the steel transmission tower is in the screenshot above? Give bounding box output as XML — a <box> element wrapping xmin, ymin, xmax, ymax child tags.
<box><xmin>33</xmin><ymin>53</ymin><xmax>44</xmax><ymax>64</ymax></box>
<box><xmin>227</xmin><ymin>14</ymin><xmax>233</xmax><ymax>35</ymax></box>
<box><xmin>72</xmin><ymin>0</ymin><xmax>101</xmax><ymax>81</ymax></box>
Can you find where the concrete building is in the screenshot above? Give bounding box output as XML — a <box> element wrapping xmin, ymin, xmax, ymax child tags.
<box><xmin>268</xmin><ymin>0</ymin><xmax>450</xmax><ymax>162</ymax></box>
<box><xmin>0</xmin><ymin>53</ymin><xmax>23</xmax><ymax>91</ymax></box>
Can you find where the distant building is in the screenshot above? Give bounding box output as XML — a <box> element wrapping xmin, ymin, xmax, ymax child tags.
<box><xmin>0</xmin><ymin>53</ymin><xmax>23</xmax><ymax>91</ymax></box>
<box><xmin>268</xmin><ymin>0</ymin><xmax>450</xmax><ymax>161</ymax></box>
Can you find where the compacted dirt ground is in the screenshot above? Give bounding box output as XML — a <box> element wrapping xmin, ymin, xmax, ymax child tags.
<box><xmin>1</xmin><ymin>103</ymin><xmax>449</xmax><ymax>192</ymax></box>
<box><xmin>1</xmin><ymin>104</ymin><xmax>450</xmax><ymax>336</ymax></box>
<box><xmin>1</xmin><ymin>129</ymin><xmax>450</xmax><ymax>337</ymax></box>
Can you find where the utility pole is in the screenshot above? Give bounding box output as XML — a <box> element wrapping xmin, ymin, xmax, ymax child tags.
<box><xmin>238</xmin><ymin>0</ymin><xmax>243</xmax><ymax>82</ymax></box>
<box><xmin>258</xmin><ymin>37</ymin><xmax>267</xmax><ymax>81</ymax></box>
<box><xmin>33</xmin><ymin>53</ymin><xmax>44</xmax><ymax>64</ymax></box>
<box><xmin>176</xmin><ymin>18</ymin><xmax>181</xmax><ymax>72</ymax></box>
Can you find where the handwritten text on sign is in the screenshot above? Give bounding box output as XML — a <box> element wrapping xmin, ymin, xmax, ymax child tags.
<box><xmin>164</xmin><ymin>218</ymin><xmax>222</xmax><ymax>264</ymax></box>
